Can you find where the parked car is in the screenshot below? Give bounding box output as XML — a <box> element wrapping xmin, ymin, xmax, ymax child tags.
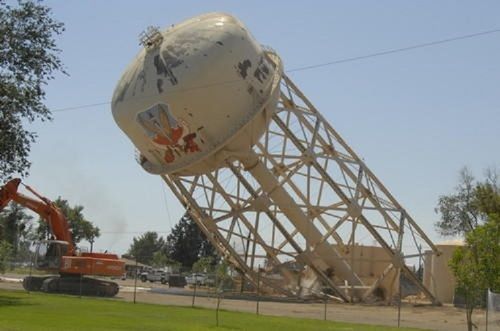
<box><xmin>140</xmin><ymin>269</ymin><xmax>168</xmax><ymax>284</ymax></box>
<box><xmin>185</xmin><ymin>273</ymin><xmax>208</xmax><ymax>286</ymax></box>
<box><xmin>167</xmin><ymin>274</ymin><xmax>187</xmax><ymax>287</ymax></box>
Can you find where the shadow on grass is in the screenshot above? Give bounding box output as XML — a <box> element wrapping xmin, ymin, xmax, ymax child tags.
<box><xmin>0</xmin><ymin>294</ymin><xmax>37</xmax><ymax>307</ymax></box>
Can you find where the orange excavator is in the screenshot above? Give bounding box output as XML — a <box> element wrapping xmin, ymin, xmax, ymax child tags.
<box><xmin>0</xmin><ymin>178</ymin><xmax>125</xmax><ymax>297</ymax></box>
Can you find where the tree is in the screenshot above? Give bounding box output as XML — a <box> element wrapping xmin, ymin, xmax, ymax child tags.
<box><xmin>165</xmin><ymin>212</ymin><xmax>217</xmax><ymax>269</ymax></box>
<box><xmin>36</xmin><ymin>197</ymin><xmax>100</xmax><ymax>247</ymax></box>
<box><xmin>151</xmin><ymin>251</ymin><xmax>168</xmax><ymax>268</ymax></box>
<box><xmin>127</xmin><ymin>231</ymin><xmax>165</xmax><ymax>265</ymax></box>
<box><xmin>0</xmin><ymin>0</ymin><xmax>65</xmax><ymax>180</ymax></box>
<box><xmin>0</xmin><ymin>240</ymin><xmax>12</xmax><ymax>273</ymax></box>
<box><xmin>86</xmin><ymin>226</ymin><xmax>100</xmax><ymax>253</ymax></box>
<box><xmin>474</xmin><ymin>182</ymin><xmax>500</xmax><ymax>216</ymax></box>
<box><xmin>435</xmin><ymin>167</ymin><xmax>500</xmax><ymax>237</ymax></box>
<box><xmin>435</xmin><ymin>168</ymin><xmax>482</xmax><ymax>236</ymax></box>
<box><xmin>438</xmin><ymin>167</ymin><xmax>500</xmax><ymax>331</ymax></box>
<box><xmin>192</xmin><ymin>256</ymin><xmax>216</xmax><ymax>273</ymax></box>
<box><xmin>0</xmin><ymin>202</ymin><xmax>33</xmax><ymax>260</ymax></box>
<box><xmin>449</xmin><ymin>216</ymin><xmax>500</xmax><ymax>331</ymax></box>
<box><xmin>151</xmin><ymin>250</ymin><xmax>179</xmax><ymax>268</ymax></box>
<box><xmin>215</xmin><ymin>260</ymin><xmax>233</xmax><ymax>291</ymax></box>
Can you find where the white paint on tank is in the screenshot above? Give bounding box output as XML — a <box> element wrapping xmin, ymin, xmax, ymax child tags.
<box><xmin>112</xmin><ymin>13</ymin><xmax>282</xmax><ymax>175</ymax></box>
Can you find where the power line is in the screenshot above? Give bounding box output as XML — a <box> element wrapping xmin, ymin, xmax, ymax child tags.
<box><xmin>286</xmin><ymin>27</ymin><xmax>500</xmax><ymax>72</ymax></box>
<box><xmin>160</xmin><ymin>180</ymin><xmax>173</xmax><ymax>230</ymax></box>
<box><xmin>51</xmin><ymin>77</ymin><xmax>248</xmax><ymax>113</ymax></box>
<box><xmin>49</xmin><ymin>27</ymin><xmax>500</xmax><ymax>113</ymax></box>
<box><xmin>52</xmin><ymin>101</ymin><xmax>110</xmax><ymax>112</ymax></box>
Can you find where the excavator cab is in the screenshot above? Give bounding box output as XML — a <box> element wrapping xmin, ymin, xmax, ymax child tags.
<box><xmin>34</xmin><ymin>240</ymin><xmax>69</xmax><ymax>271</ymax></box>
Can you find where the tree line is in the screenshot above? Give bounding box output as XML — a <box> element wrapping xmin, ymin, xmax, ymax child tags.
<box><xmin>123</xmin><ymin>212</ymin><xmax>217</xmax><ymax>271</ymax></box>
<box><xmin>0</xmin><ymin>201</ymin><xmax>217</xmax><ymax>274</ymax></box>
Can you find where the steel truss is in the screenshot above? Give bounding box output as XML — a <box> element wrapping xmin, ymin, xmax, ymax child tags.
<box><xmin>161</xmin><ymin>72</ymin><xmax>440</xmax><ymax>304</ymax></box>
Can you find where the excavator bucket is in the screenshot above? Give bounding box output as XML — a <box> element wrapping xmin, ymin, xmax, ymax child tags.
<box><xmin>0</xmin><ymin>178</ymin><xmax>21</xmax><ymax>210</ymax></box>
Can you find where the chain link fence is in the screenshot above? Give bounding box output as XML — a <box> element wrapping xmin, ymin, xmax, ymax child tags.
<box><xmin>3</xmin><ymin>250</ymin><xmax>495</xmax><ymax>330</ymax></box>
<box><xmin>1</xmin><ymin>251</ymin><xmax>340</xmax><ymax>323</ymax></box>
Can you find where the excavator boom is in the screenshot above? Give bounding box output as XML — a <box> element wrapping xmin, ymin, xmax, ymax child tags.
<box><xmin>0</xmin><ymin>178</ymin><xmax>75</xmax><ymax>255</ymax></box>
<box><xmin>0</xmin><ymin>178</ymin><xmax>125</xmax><ymax>297</ymax></box>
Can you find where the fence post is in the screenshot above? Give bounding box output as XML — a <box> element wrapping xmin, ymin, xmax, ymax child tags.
<box><xmin>397</xmin><ymin>272</ymin><xmax>402</xmax><ymax>328</ymax></box>
<box><xmin>192</xmin><ymin>276</ymin><xmax>197</xmax><ymax>308</ymax></box>
<box><xmin>486</xmin><ymin>288</ymin><xmax>490</xmax><ymax>331</ymax></box>
<box><xmin>133</xmin><ymin>257</ymin><xmax>138</xmax><ymax>304</ymax></box>
<box><xmin>27</xmin><ymin>249</ymin><xmax>34</xmax><ymax>294</ymax></box>
<box><xmin>215</xmin><ymin>268</ymin><xmax>221</xmax><ymax>327</ymax></box>
<box><xmin>256</xmin><ymin>265</ymin><xmax>260</xmax><ymax>315</ymax></box>
<box><xmin>240</xmin><ymin>271</ymin><xmax>245</xmax><ymax>293</ymax></box>
<box><xmin>79</xmin><ymin>273</ymin><xmax>83</xmax><ymax>298</ymax></box>
<box><xmin>324</xmin><ymin>293</ymin><xmax>328</xmax><ymax>321</ymax></box>
<box><xmin>216</xmin><ymin>292</ymin><xmax>221</xmax><ymax>327</ymax></box>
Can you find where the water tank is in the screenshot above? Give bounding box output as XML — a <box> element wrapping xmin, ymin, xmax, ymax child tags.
<box><xmin>112</xmin><ymin>13</ymin><xmax>282</xmax><ymax>176</ymax></box>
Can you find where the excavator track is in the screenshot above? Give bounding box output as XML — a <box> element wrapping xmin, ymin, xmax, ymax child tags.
<box><xmin>23</xmin><ymin>276</ymin><xmax>52</xmax><ymax>292</ymax></box>
<box><xmin>23</xmin><ymin>275</ymin><xmax>119</xmax><ymax>297</ymax></box>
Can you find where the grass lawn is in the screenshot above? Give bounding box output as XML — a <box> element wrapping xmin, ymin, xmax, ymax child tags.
<box><xmin>0</xmin><ymin>289</ymin><xmax>429</xmax><ymax>331</ymax></box>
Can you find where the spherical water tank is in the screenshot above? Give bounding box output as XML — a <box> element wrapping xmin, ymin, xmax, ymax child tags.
<box><xmin>112</xmin><ymin>13</ymin><xmax>282</xmax><ymax>176</ymax></box>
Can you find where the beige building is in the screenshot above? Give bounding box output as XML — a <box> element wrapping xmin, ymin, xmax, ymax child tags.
<box><xmin>423</xmin><ymin>240</ymin><xmax>463</xmax><ymax>304</ymax></box>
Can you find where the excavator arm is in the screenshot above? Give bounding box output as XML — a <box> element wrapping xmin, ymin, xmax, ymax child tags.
<box><xmin>1</xmin><ymin>178</ymin><xmax>124</xmax><ymax>297</ymax></box>
<box><xmin>0</xmin><ymin>178</ymin><xmax>75</xmax><ymax>255</ymax></box>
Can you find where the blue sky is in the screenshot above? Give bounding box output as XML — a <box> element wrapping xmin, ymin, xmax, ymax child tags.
<box><xmin>21</xmin><ymin>1</ymin><xmax>500</xmax><ymax>254</ymax></box>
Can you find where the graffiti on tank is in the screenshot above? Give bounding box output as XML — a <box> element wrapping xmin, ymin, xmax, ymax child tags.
<box><xmin>137</xmin><ymin>103</ymin><xmax>202</xmax><ymax>164</ymax></box>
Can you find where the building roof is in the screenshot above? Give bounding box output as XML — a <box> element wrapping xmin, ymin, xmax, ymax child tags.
<box><xmin>436</xmin><ymin>239</ymin><xmax>465</xmax><ymax>246</ymax></box>
<box><xmin>120</xmin><ymin>257</ymin><xmax>149</xmax><ymax>267</ymax></box>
